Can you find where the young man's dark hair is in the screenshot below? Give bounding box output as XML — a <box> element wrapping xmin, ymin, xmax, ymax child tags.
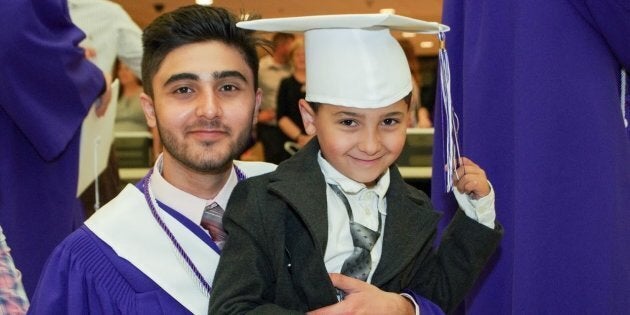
<box><xmin>141</xmin><ymin>5</ymin><xmax>262</xmax><ymax>97</ymax></box>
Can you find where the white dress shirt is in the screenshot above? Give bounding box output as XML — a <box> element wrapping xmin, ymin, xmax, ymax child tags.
<box><xmin>149</xmin><ymin>155</ymin><xmax>276</xmax><ymax>226</ymax></box>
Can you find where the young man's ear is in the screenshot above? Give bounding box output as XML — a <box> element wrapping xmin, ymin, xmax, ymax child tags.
<box><xmin>140</xmin><ymin>93</ymin><xmax>157</xmax><ymax>128</ymax></box>
<box><xmin>298</xmin><ymin>99</ymin><xmax>316</xmax><ymax>135</ymax></box>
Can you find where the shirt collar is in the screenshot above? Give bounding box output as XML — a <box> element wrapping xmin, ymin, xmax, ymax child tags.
<box><xmin>149</xmin><ymin>154</ymin><xmax>238</xmax><ymax>225</ymax></box>
<box><xmin>317</xmin><ymin>151</ymin><xmax>390</xmax><ymax>201</ymax></box>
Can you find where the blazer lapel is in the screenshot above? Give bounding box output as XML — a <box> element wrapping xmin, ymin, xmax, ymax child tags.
<box><xmin>267</xmin><ymin>139</ymin><xmax>330</xmax><ymax>254</ymax></box>
<box><xmin>371</xmin><ymin>167</ymin><xmax>441</xmax><ymax>287</ymax></box>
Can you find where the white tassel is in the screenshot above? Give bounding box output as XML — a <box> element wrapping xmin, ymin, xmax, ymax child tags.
<box><xmin>438</xmin><ymin>32</ymin><xmax>463</xmax><ymax>193</ymax></box>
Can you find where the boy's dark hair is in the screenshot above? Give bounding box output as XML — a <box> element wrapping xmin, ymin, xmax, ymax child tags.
<box><xmin>141</xmin><ymin>5</ymin><xmax>263</xmax><ymax>97</ymax></box>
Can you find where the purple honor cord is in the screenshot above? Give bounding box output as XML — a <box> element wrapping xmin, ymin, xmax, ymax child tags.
<box><xmin>141</xmin><ymin>164</ymin><xmax>247</xmax><ymax>297</ymax></box>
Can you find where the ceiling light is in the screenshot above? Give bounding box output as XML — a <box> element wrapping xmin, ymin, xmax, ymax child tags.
<box><xmin>419</xmin><ymin>41</ymin><xmax>434</xmax><ymax>48</ymax></box>
<box><xmin>379</xmin><ymin>8</ymin><xmax>396</xmax><ymax>14</ymax></box>
<box><xmin>196</xmin><ymin>0</ymin><xmax>212</xmax><ymax>5</ymax></box>
<box><xmin>402</xmin><ymin>32</ymin><xmax>416</xmax><ymax>38</ymax></box>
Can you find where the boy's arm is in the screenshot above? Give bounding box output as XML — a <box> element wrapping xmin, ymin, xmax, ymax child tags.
<box><xmin>452</xmin><ymin>157</ymin><xmax>497</xmax><ymax>229</ymax></box>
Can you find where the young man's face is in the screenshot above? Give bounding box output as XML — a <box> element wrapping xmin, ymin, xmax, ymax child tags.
<box><xmin>300</xmin><ymin>99</ymin><xmax>409</xmax><ymax>187</ymax></box>
<box><xmin>141</xmin><ymin>41</ymin><xmax>261</xmax><ymax>173</ymax></box>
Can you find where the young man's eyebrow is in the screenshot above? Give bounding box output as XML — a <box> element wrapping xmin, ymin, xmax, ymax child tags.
<box><xmin>163</xmin><ymin>72</ymin><xmax>199</xmax><ymax>87</ymax></box>
<box><xmin>214</xmin><ymin>70</ymin><xmax>248</xmax><ymax>82</ymax></box>
<box><xmin>163</xmin><ymin>70</ymin><xmax>248</xmax><ymax>87</ymax></box>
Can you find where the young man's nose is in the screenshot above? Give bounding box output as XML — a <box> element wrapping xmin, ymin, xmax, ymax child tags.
<box><xmin>196</xmin><ymin>92</ymin><xmax>222</xmax><ymax>119</ymax></box>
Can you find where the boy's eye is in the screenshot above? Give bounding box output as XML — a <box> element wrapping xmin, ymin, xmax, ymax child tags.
<box><xmin>340</xmin><ymin>119</ymin><xmax>357</xmax><ymax>127</ymax></box>
<box><xmin>383</xmin><ymin>118</ymin><xmax>399</xmax><ymax>126</ymax></box>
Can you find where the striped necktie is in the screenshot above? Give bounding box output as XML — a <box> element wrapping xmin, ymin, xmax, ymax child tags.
<box><xmin>328</xmin><ymin>184</ymin><xmax>382</xmax><ymax>281</ymax></box>
<box><xmin>201</xmin><ymin>202</ymin><xmax>226</xmax><ymax>249</ymax></box>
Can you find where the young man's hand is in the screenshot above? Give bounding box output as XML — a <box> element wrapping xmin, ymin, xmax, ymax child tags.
<box><xmin>307</xmin><ymin>273</ymin><xmax>415</xmax><ymax>315</ymax></box>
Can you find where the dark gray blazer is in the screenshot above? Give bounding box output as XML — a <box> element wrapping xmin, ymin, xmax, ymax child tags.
<box><xmin>210</xmin><ymin>139</ymin><xmax>502</xmax><ymax>314</ymax></box>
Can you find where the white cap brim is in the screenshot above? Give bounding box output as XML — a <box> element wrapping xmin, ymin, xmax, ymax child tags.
<box><xmin>237</xmin><ymin>13</ymin><xmax>450</xmax><ymax>33</ymax></box>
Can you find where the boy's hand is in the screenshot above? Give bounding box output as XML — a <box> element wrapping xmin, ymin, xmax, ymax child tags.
<box><xmin>454</xmin><ymin>157</ymin><xmax>490</xmax><ymax>199</ymax></box>
<box><xmin>307</xmin><ymin>274</ymin><xmax>414</xmax><ymax>315</ymax></box>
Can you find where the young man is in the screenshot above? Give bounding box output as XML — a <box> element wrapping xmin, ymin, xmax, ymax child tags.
<box><xmin>210</xmin><ymin>15</ymin><xmax>503</xmax><ymax>314</ymax></box>
<box><xmin>29</xmin><ymin>6</ymin><xmax>274</xmax><ymax>314</ymax></box>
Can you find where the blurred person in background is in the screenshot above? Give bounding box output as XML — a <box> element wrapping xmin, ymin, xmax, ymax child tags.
<box><xmin>277</xmin><ymin>39</ymin><xmax>313</xmax><ymax>157</ymax></box>
<box><xmin>257</xmin><ymin>32</ymin><xmax>295</xmax><ymax>163</ymax></box>
<box><xmin>68</xmin><ymin>0</ymin><xmax>144</xmax><ymax>215</ymax></box>
<box><xmin>399</xmin><ymin>39</ymin><xmax>432</xmax><ymax>128</ymax></box>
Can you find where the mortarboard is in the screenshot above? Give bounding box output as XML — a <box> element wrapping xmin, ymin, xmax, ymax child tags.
<box><xmin>238</xmin><ymin>14</ymin><xmax>449</xmax><ymax>109</ymax></box>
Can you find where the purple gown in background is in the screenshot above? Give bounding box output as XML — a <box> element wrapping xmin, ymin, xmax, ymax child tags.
<box><xmin>0</xmin><ymin>0</ymin><xmax>104</xmax><ymax>296</ymax></box>
<box><xmin>432</xmin><ymin>0</ymin><xmax>630</xmax><ymax>313</ymax></box>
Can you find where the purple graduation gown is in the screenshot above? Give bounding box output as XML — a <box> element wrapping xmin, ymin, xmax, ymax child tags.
<box><xmin>28</xmin><ymin>187</ymin><xmax>216</xmax><ymax>314</ymax></box>
<box><xmin>432</xmin><ymin>0</ymin><xmax>630</xmax><ymax>313</ymax></box>
<box><xmin>28</xmin><ymin>227</ymin><xmax>191</xmax><ymax>314</ymax></box>
<box><xmin>0</xmin><ymin>0</ymin><xmax>104</xmax><ymax>296</ymax></box>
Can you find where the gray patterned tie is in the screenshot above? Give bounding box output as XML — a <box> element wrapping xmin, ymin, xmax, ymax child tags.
<box><xmin>328</xmin><ymin>184</ymin><xmax>382</xmax><ymax>282</ymax></box>
<box><xmin>201</xmin><ymin>202</ymin><xmax>226</xmax><ymax>249</ymax></box>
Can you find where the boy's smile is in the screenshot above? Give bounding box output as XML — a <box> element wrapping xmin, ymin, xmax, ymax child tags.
<box><xmin>300</xmin><ymin>99</ymin><xmax>409</xmax><ymax>187</ymax></box>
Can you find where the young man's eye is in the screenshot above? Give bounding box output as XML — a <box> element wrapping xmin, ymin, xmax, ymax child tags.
<box><xmin>173</xmin><ymin>86</ymin><xmax>193</xmax><ymax>94</ymax></box>
<box><xmin>219</xmin><ymin>84</ymin><xmax>239</xmax><ymax>92</ymax></box>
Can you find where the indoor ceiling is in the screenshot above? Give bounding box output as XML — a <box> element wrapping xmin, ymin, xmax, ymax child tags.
<box><xmin>113</xmin><ymin>0</ymin><xmax>445</xmax><ymax>55</ymax></box>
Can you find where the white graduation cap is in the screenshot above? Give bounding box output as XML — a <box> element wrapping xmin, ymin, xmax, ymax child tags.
<box><xmin>238</xmin><ymin>14</ymin><xmax>449</xmax><ymax>109</ymax></box>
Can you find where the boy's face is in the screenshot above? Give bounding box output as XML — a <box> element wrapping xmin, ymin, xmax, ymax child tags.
<box><xmin>141</xmin><ymin>41</ymin><xmax>262</xmax><ymax>173</ymax></box>
<box><xmin>300</xmin><ymin>99</ymin><xmax>409</xmax><ymax>186</ymax></box>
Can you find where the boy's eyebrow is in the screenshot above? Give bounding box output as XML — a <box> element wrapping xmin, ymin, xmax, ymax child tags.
<box><xmin>332</xmin><ymin>110</ymin><xmax>406</xmax><ymax>117</ymax></box>
<box><xmin>333</xmin><ymin>111</ymin><xmax>363</xmax><ymax>117</ymax></box>
<box><xmin>163</xmin><ymin>70</ymin><xmax>248</xmax><ymax>87</ymax></box>
<box><xmin>383</xmin><ymin>111</ymin><xmax>406</xmax><ymax>117</ymax></box>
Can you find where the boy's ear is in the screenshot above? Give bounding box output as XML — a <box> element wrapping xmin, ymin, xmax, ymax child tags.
<box><xmin>140</xmin><ymin>93</ymin><xmax>157</xmax><ymax>128</ymax></box>
<box><xmin>298</xmin><ymin>99</ymin><xmax>317</xmax><ymax>135</ymax></box>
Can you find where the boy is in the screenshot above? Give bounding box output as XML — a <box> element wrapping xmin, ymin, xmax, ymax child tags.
<box><xmin>210</xmin><ymin>14</ymin><xmax>503</xmax><ymax>314</ymax></box>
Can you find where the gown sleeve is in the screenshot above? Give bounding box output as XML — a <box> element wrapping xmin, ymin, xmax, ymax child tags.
<box><xmin>0</xmin><ymin>0</ymin><xmax>104</xmax><ymax>161</ymax></box>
